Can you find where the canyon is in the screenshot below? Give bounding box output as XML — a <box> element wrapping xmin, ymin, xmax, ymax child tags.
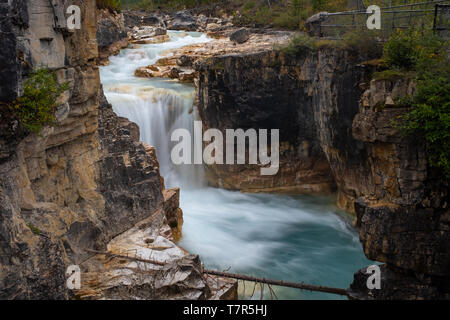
<box><xmin>0</xmin><ymin>1</ymin><xmax>448</xmax><ymax>300</ymax></box>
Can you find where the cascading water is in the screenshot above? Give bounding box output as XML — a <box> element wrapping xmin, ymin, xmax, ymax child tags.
<box><xmin>100</xmin><ymin>31</ymin><xmax>373</xmax><ymax>300</ymax></box>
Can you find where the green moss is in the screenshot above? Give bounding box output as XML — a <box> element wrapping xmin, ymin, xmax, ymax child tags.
<box><xmin>211</xmin><ymin>60</ymin><xmax>225</xmax><ymax>71</ymax></box>
<box><xmin>27</xmin><ymin>223</ymin><xmax>41</xmax><ymax>235</ymax></box>
<box><xmin>9</xmin><ymin>68</ymin><xmax>69</xmax><ymax>133</ymax></box>
<box><xmin>279</xmin><ymin>34</ymin><xmax>316</xmax><ymax>56</ymax></box>
<box><xmin>372</xmin><ymin>69</ymin><xmax>415</xmax><ymax>81</ymax></box>
<box><xmin>342</xmin><ymin>29</ymin><xmax>383</xmax><ymax>57</ymax></box>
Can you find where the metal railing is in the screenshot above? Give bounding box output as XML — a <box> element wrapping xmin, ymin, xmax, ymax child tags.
<box><xmin>311</xmin><ymin>0</ymin><xmax>450</xmax><ymax>38</ymax></box>
<box><xmin>434</xmin><ymin>4</ymin><xmax>450</xmax><ymax>37</ymax></box>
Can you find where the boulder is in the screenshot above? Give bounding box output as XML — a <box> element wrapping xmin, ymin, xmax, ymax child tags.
<box><xmin>169</xmin><ymin>67</ymin><xmax>181</xmax><ymax>79</ymax></box>
<box><xmin>123</xmin><ymin>11</ymin><xmax>143</xmax><ymax>28</ymax></box>
<box><xmin>135</xmin><ymin>66</ymin><xmax>161</xmax><ymax>78</ymax></box>
<box><xmin>230</xmin><ymin>28</ymin><xmax>250</xmax><ymax>44</ymax></box>
<box><xmin>168</xmin><ymin>10</ymin><xmax>198</xmax><ymax>31</ymax></box>
<box><xmin>131</xmin><ymin>26</ymin><xmax>167</xmax><ymax>39</ymax></box>
<box><xmin>305</xmin><ymin>12</ymin><xmax>328</xmax><ymax>37</ymax></box>
<box><xmin>97</xmin><ymin>18</ymin><xmax>127</xmax><ymax>49</ymax></box>
<box><xmin>142</xmin><ymin>14</ymin><xmax>163</xmax><ymax>27</ymax></box>
<box><xmin>176</xmin><ymin>55</ymin><xmax>192</xmax><ymax>67</ymax></box>
<box><xmin>133</xmin><ymin>34</ymin><xmax>170</xmax><ymax>45</ymax></box>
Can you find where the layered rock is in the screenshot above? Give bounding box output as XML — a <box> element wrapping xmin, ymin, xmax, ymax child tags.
<box><xmin>194</xmin><ymin>49</ymin><xmax>344</xmax><ymax>193</ymax></box>
<box><xmin>348</xmin><ymin>78</ymin><xmax>449</xmax><ymax>299</ymax></box>
<box><xmin>1</xmin><ymin>0</ymin><xmax>102</xmax><ymax>299</ymax></box>
<box><xmin>123</xmin><ymin>10</ymin><xmax>165</xmax><ymax>29</ymax></box>
<box><xmin>96</xmin><ymin>9</ymin><xmax>128</xmax><ymax>65</ymax></box>
<box><xmin>134</xmin><ymin>30</ymin><xmax>293</xmax><ymax>85</ymax></box>
<box><xmin>129</xmin><ymin>25</ymin><xmax>169</xmax><ymax>45</ymax></box>
<box><xmin>0</xmin><ymin>0</ymin><xmax>236</xmax><ymax>300</ymax></box>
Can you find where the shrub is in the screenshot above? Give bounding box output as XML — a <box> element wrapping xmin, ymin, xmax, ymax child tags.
<box><xmin>383</xmin><ymin>30</ymin><xmax>419</xmax><ymax>70</ymax></box>
<box><xmin>280</xmin><ymin>33</ymin><xmax>316</xmax><ymax>56</ymax></box>
<box><xmin>9</xmin><ymin>69</ymin><xmax>69</xmax><ymax>133</ymax></box>
<box><xmin>384</xmin><ymin>30</ymin><xmax>450</xmax><ymax>178</ymax></box>
<box><xmin>342</xmin><ymin>28</ymin><xmax>383</xmax><ymax>58</ymax></box>
<box><xmin>399</xmin><ymin>69</ymin><xmax>450</xmax><ymax>178</ymax></box>
<box><xmin>97</xmin><ymin>0</ymin><xmax>122</xmax><ymax>12</ymax></box>
<box><xmin>27</xmin><ymin>223</ymin><xmax>41</xmax><ymax>235</ymax></box>
<box><xmin>254</xmin><ymin>6</ymin><xmax>272</xmax><ymax>25</ymax></box>
<box><xmin>372</xmin><ymin>69</ymin><xmax>415</xmax><ymax>81</ymax></box>
<box><xmin>242</xmin><ymin>0</ymin><xmax>256</xmax><ymax>11</ymax></box>
<box><xmin>273</xmin><ymin>12</ymin><xmax>300</xmax><ymax>29</ymax></box>
<box><xmin>383</xmin><ymin>29</ymin><xmax>445</xmax><ymax>71</ymax></box>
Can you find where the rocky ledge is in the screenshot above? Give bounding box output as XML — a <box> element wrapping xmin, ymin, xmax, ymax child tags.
<box><xmin>133</xmin><ymin>29</ymin><xmax>292</xmax><ymax>84</ymax></box>
<box><xmin>123</xmin><ymin>9</ymin><xmax>234</xmax><ymax>34</ymax></box>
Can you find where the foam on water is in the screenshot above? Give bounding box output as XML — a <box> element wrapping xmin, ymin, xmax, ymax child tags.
<box><xmin>100</xmin><ymin>31</ymin><xmax>373</xmax><ymax>300</ymax></box>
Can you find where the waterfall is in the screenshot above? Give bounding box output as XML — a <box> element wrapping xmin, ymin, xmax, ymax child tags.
<box><xmin>101</xmin><ymin>31</ymin><xmax>209</xmax><ymax>188</ymax></box>
<box><xmin>100</xmin><ymin>31</ymin><xmax>373</xmax><ymax>300</ymax></box>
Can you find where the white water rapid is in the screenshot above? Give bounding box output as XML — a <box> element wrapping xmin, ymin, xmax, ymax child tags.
<box><xmin>100</xmin><ymin>30</ymin><xmax>373</xmax><ymax>300</ymax></box>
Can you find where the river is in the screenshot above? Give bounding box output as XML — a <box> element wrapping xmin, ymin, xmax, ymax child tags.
<box><xmin>100</xmin><ymin>30</ymin><xmax>373</xmax><ymax>300</ymax></box>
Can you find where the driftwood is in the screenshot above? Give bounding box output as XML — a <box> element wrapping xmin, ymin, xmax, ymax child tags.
<box><xmin>203</xmin><ymin>269</ymin><xmax>349</xmax><ymax>296</ymax></box>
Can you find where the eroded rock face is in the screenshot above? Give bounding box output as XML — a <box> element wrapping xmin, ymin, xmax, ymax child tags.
<box><xmin>97</xmin><ymin>90</ymin><xmax>165</xmax><ymax>247</ymax></box>
<box><xmin>0</xmin><ymin>1</ymin><xmax>24</xmax><ymax>102</ymax></box>
<box><xmin>0</xmin><ymin>0</ymin><xmax>205</xmax><ymax>300</ymax></box>
<box><xmin>97</xmin><ymin>10</ymin><xmax>127</xmax><ymax>49</ymax></box>
<box><xmin>96</xmin><ymin>9</ymin><xmax>128</xmax><ymax>65</ymax></box>
<box><xmin>0</xmin><ymin>1</ymin><xmax>236</xmax><ymax>300</ymax></box>
<box><xmin>0</xmin><ymin>0</ymin><xmax>101</xmax><ymax>299</ymax></box>
<box><xmin>77</xmin><ymin>206</ymin><xmax>233</xmax><ymax>300</ymax></box>
<box><xmin>194</xmin><ymin>50</ymin><xmax>340</xmax><ymax>193</ymax></box>
<box><xmin>349</xmin><ymin>264</ymin><xmax>449</xmax><ymax>300</ymax></box>
<box><xmin>348</xmin><ymin>78</ymin><xmax>449</xmax><ymax>299</ymax></box>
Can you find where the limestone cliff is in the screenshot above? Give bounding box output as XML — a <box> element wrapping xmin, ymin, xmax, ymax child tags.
<box><xmin>349</xmin><ymin>78</ymin><xmax>449</xmax><ymax>299</ymax></box>
<box><xmin>195</xmin><ymin>46</ymin><xmax>449</xmax><ymax>299</ymax></box>
<box><xmin>0</xmin><ymin>1</ymin><xmax>234</xmax><ymax>300</ymax></box>
<box><xmin>195</xmin><ymin>50</ymin><xmax>336</xmax><ymax>194</ymax></box>
<box><xmin>96</xmin><ymin>9</ymin><xmax>128</xmax><ymax>65</ymax></box>
<box><xmin>1</xmin><ymin>0</ymin><xmax>103</xmax><ymax>299</ymax></box>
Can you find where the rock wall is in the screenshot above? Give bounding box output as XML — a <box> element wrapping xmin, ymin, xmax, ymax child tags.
<box><xmin>195</xmin><ymin>50</ymin><xmax>336</xmax><ymax>193</ymax></box>
<box><xmin>0</xmin><ymin>0</ymin><xmax>229</xmax><ymax>300</ymax></box>
<box><xmin>195</xmin><ymin>46</ymin><xmax>449</xmax><ymax>299</ymax></box>
<box><xmin>1</xmin><ymin>0</ymin><xmax>102</xmax><ymax>299</ymax></box>
<box><xmin>349</xmin><ymin>78</ymin><xmax>449</xmax><ymax>299</ymax></box>
<box><xmin>96</xmin><ymin>9</ymin><xmax>128</xmax><ymax>65</ymax></box>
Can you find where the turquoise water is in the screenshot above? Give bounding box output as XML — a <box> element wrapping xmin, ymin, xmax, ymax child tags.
<box><xmin>100</xmin><ymin>31</ymin><xmax>373</xmax><ymax>300</ymax></box>
<box><xmin>179</xmin><ymin>188</ymin><xmax>371</xmax><ymax>300</ymax></box>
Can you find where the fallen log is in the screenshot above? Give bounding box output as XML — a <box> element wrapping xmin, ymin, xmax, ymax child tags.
<box><xmin>203</xmin><ymin>269</ymin><xmax>349</xmax><ymax>296</ymax></box>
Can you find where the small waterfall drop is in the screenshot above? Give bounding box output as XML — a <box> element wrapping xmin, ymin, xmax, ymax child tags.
<box><xmin>101</xmin><ymin>31</ymin><xmax>209</xmax><ymax>188</ymax></box>
<box><xmin>100</xmin><ymin>31</ymin><xmax>373</xmax><ymax>300</ymax></box>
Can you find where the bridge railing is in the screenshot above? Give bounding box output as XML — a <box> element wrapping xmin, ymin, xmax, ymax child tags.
<box><xmin>308</xmin><ymin>0</ymin><xmax>450</xmax><ymax>38</ymax></box>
